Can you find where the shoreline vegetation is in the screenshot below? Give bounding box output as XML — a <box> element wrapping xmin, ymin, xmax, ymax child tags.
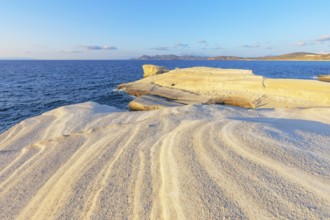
<box><xmin>1</xmin><ymin>65</ymin><xmax>330</xmax><ymax>219</ymax></box>
<box><xmin>133</xmin><ymin>52</ymin><xmax>330</xmax><ymax>61</ymax></box>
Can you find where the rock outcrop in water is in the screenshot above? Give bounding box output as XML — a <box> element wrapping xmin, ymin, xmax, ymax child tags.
<box><xmin>119</xmin><ymin>66</ymin><xmax>330</xmax><ymax>110</ymax></box>
<box><xmin>142</xmin><ymin>64</ymin><xmax>169</xmax><ymax>78</ymax></box>
<box><xmin>317</xmin><ymin>74</ymin><xmax>330</xmax><ymax>82</ymax></box>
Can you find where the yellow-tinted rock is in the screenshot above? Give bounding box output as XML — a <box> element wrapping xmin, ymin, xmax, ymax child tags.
<box><xmin>119</xmin><ymin>66</ymin><xmax>330</xmax><ymax>110</ymax></box>
<box><xmin>142</xmin><ymin>64</ymin><xmax>169</xmax><ymax>78</ymax></box>
<box><xmin>128</xmin><ymin>95</ymin><xmax>184</xmax><ymax>111</ymax></box>
<box><xmin>317</xmin><ymin>74</ymin><xmax>330</xmax><ymax>82</ymax></box>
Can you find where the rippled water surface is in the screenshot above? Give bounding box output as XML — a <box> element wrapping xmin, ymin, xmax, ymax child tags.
<box><xmin>1</xmin><ymin>60</ymin><xmax>330</xmax><ymax>133</ymax></box>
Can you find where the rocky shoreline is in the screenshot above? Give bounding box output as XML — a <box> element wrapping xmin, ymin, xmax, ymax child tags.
<box><xmin>119</xmin><ymin>65</ymin><xmax>330</xmax><ymax>110</ymax></box>
<box><xmin>1</xmin><ymin>65</ymin><xmax>330</xmax><ymax>219</ymax></box>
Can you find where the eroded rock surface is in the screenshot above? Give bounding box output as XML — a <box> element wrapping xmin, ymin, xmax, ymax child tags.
<box><xmin>1</xmin><ymin>102</ymin><xmax>330</xmax><ymax>219</ymax></box>
<box><xmin>142</xmin><ymin>64</ymin><xmax>169</xmax><ymax>78</ymax></box>
<box><xmin>119</xmin><ymin>66</ymin><xmax>330</xmax><ymax>110</ymax></box>
<box><xmin>318</xmin><ymin>74</ymin><xmax>330</xmax><ymax>82</ymax></box>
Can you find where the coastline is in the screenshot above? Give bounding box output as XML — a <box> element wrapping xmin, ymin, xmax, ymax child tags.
<box><xmin>1</xmin><ymin>66</ymin><xmax>330</xmax><ymax>219</ymax></box>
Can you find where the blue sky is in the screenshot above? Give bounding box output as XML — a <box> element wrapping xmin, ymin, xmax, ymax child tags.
<box><xmin>0</xmin><ymin>0</ymin><xmax>330</xmax><ymax>59</ymax></box>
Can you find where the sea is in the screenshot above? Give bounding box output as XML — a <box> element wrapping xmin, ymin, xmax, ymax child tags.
<box><xmin>1</xmin><ymin>60</ymin><xmax>330</xmax><ymax>134</ymax></box>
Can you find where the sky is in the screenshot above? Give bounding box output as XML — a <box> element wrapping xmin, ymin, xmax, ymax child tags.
<box><xmin>0</xmin><ymin>0</ymin><xmax>330</xmax><ymax>59</ymax></box>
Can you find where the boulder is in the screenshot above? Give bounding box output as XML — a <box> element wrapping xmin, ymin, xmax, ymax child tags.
<box><xmin>128</xmin><ymin>95</ymin><xmax>184</xmax><ymax>111</ymax></box>
<box><xmin>142</xmin><ymin>64</ymin><xmax>169</xmax><ymax>78</ymax></box>
<box><xmin>317</xmin><ymin>74</ymin><xmax>330</xmax><ymax>82</ymax></box>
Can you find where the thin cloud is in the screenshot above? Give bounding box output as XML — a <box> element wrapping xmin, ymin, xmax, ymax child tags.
<box><xmin>23</xmin><ymin>50</ymin><xmax>32</xmax><ymax>54</ymax></box>
<box><xmin>316</xmin><ymin>35</ymin><xmax>330</xmax><ymax>42</ymax></box>
<box><xmin>242</xmin><ymin>44</ymin><xmax>260</xmax><ymax>48</ymax></box>
<box><xmin>80</xmin><ymin>45</ymin><xmax>118</xmax><ymax>50</ymax></box>
<box><xmin>198</xmin><ymin>40</ymin><xmax>208</xmax><ymax>44</ymax></box>
<box><xmin>198</xmin><ymin>40</ymin><xmax>209</xmax><ymax>49</ymax></box>
<box><xmin>58</xmin><ymin>50</ymin><xmax>84</xmax><ymax>54</ymax></box>
<box><xmin>295</xmin><ymin>41</ymin><xmax>308</xmax><ymax>46</ymax></box>
<box><xmin>151</xmin><ymin>47</ymin><xmax>170</xmax><ymax>51</ymax></box>
<box><xmin>317</xmin><ymin>51</ymin><xmax>330</xmax><ymax>54</ymax></box>
<box><xmin>174</xmin><ymin>43</ymin><xmax>189</xmax><ymax>48</ymax></box>
<box><xmin>212</xmin><ymin>43</ymin><xmax>222</xmax><ymax>49</ymax></box>
<box><xmin>102</xmin><ymin>45</ymin><xmax>118</xmax><ymax>50</ymax></box>
<box><xmin>34</xmin><ymin>45</ymin><xmax>49</xmax><ymax>49</ymax></box>
<box><xmin>69</xmin><ymin>50</ymin><xmax>85</xmax><ymax>53</ymax></box>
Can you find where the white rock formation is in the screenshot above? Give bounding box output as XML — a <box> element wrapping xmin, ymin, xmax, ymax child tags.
<box><xmin>0</xmin><ymin>102</ymin><xmax>329</xmax><ymax>219</ymax></box>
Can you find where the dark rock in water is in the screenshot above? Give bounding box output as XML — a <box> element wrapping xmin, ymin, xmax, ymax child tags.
<box><xmin>317</xmin><ymin>74</ymin><xmax>330</xmax><ymax>82</ymax></box>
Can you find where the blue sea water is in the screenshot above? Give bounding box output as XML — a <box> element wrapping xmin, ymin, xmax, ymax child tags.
<box><xmin>1</xmin><ymin>60</ymin><xmax>330</xmax><ymax>134</ymax></box>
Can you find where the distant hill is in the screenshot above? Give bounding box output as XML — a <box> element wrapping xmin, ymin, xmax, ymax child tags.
<box><xmin>208</xmin><ymin>56</ymin><xmax>243</xmax><ymax>60</ymax></box>
<box><xmin>251</xmin><ymin>52</ymin><xmax>330</xmax><ymax>61</ymax></box>
<box><xmin>0</xmin><ymin>57</ymin><xmax>37</xmax><ymax>60</ymax></box>
<box><xmin>134</xmin><ymin>53</ymin><xmax>330</xmax><ymax>61</ymax></box>
<box><xmin>209</xmin><ymin>52</ymin><xmax>330</xmax><ymax>61</ymax></box>
<box><xmin>133</xmin><ymin>54</ymin><xmax>209</xmax><ymax>60</ymax></box>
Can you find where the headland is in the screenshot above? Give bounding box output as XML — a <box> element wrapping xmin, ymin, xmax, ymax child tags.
<box><xmin>1</xmin><ymin>65</ymin><xmax>330</xmax><ymax>219</ymax></box>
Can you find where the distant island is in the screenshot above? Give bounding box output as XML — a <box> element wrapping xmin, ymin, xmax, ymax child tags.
<box><xmin>134</xmin><ymin>52</ymin><xmax>330</xmax><ymax>61</ymax></box>
<box><xmin>133</xmin><ymin>54</ymin><xmax>209</xmax><ymax>60</ymax></box>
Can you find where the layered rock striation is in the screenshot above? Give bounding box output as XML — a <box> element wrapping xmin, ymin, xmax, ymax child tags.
<box><xmin>0</xmin><ymin>102</ymin><xmax>329</xmax><ymax>219</ymax></box>
<box><xmin>119</xmin><ymin>66</ymin><xmax>330</xmax><ymax>110</ymax></box>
